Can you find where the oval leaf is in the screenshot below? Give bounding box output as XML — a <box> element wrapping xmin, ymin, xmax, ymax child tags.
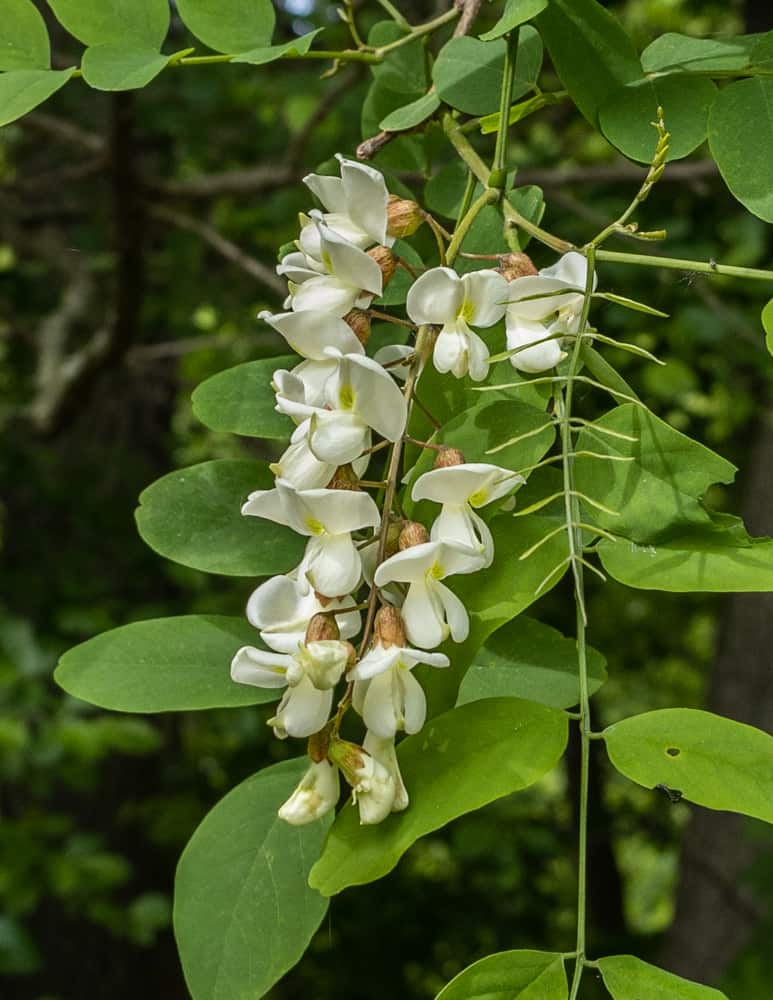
<box><xmin>604</xmin><ymin>708</ymin><xmax>773</xmax><ymax>824</ymax></box>
<box><xmin>642</xmin><ymin>32</ymin><xmax>754</xmax><ymax>74</ymax></box>
<box><xmin>368</xmin><ymin>20</ymin><xmax>427</xmax><ymax>95</ymax></box>
<box><xmin>600</xmin><ymin>76</ymin><xmax>717</xmax><ymax>163</ymax></box>
<box><xmin>232</xmin><ymin>28</ymin><xmax>323</xmax><ymax>66</ymax></box>
<box><xmin>710</xmin><ymin>78</ymin><xmax>773</xmax><ymax>222</ymax></box>
<box><xmin>433</xmin><ymin>36</ymin><xmax>506</xmax><ymax>116</ymax></box>
<box><xmin>762</xmin><ymin>298</ymin><xmax>773</xmax><ymax>357</ymax></box>
<box><xmin>458</xmin><ymin>616</ymin><xmax>607</xmax><ymax>710</ymax></box>
<box><xmin>175</xmin><ymin>759</ymin><xmax>332</xmax><ymax>1000</ymax></box>
<box><xmin>437</xmin><ymin>950</ymin><xmax>567</xmax><ymax>1000</ymax></box>
<box><xmin>55</xmin><ymin>615</ymin><xmax>274</xmax><ymax>712</ymax></box>
<box><xmin>135</xmin><ymin>459</ymin><xmax>304</xmax><ymax>576</ymax></box>
<box><xmin>47</xmin><ymin>0</ymin><xmax>169</xmax><ymax>47</ymax></box>
<box><xmin>309</xmin><ymin>698</ymin><xmax>568</xmax><ymax>895</ymax></box>
<box><xmin>379</xmin><ymin>90</ymin><xmax>441</xmax><ymax>132</ymax></box>
<box><xmin>175</xmin><ymin>0</ymin><xmax>275</xmax><ymax>55</ymax></box>
<box><xmin>0</xmin><ymin>0</ymin><xmax>50</xmax><ymax>71</ymax></box>
<box><xmin>479</xmin><ymin>0</ymin><xmax>548</xmax><ymax>42</ymax></box>
<box><xmin>81</xmin><ymin>44</ymin><xmax>170</xmax><ymax>91</ymax></box>
<box><xmin>0</xmin><ymin>68</ymin><xmax>73</xmax><ymax>127</ymax></box>
<box><xmin>191</xmin><ymin>356</ymin><xmax>294</xmax><ymax>439</ymax></box>
<box><xmin>598</xmin><ymin>955</ymin><xmax>728</xmax><ymax>999</ymax></box>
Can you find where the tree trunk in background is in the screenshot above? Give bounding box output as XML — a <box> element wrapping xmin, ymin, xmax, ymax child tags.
<box><xmin>660</xmin><ymin>407</ymin><xmax>773</xmax><ymax>982</ymax></box>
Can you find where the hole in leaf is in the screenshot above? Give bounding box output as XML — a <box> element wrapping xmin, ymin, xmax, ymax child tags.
<box><xmin>666</xmin><ymin>747</ymin><xmax>680</xmax><ymax>757</ymax></box>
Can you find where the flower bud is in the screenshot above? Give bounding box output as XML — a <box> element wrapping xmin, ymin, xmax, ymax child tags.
<box><xmin>398</xmin><ymin>520</ymin><xmax>429</xmax><ymax>550</ymax></box>
<box><xmin>367</xmin><ymin>245</ymin><xmax>398</xmax><ymax>288</ymax></box>
<box><xmin>373</xmin><ymin>605</ymin><xmax>407</xmax><ymax>649</ymax></box>
<box><xmin>294</xmin><ymin>640</ymin><xmax>350</xmax><ymax>690</ymax></box>
<box><xmin>305</xmin><ymin>612</ymin><xmax>340</xmax><ymax>644</ymax></box>
<box><xmin>386</xmin><ymin>194</ymin><xmax>424</xmax><ymax>239</ymax></box>
<box><xmin>364</xmin><ymin>731</ymin><xmax>409</xmax><ymax>812</ymax></box>
<box><xmin>326</xmin><ymin>464</ymin><xmax>361</xmax><ymax>491</ymax></box>
<box><xmin>328</xmin><ymin>737</ymin><xmax>396</xmax><ymax>825</ymax></box>
<box><xmin>343</xmin><ymin>307</ymin><xmax>371</xmax><ymax>346</ymax></box>
<box><xmin>433</xmin><ymin>446</ymin><xmax>466</xmax><ymax>469</ymax></box>
<box><xmin>499</xmin><ymin>252</ymin><xmax>538</xmax><ymax>281</ymax></box>
<box><xmin>278</xmin><ymin>759</ymin><xmax>340</xmax><ymax>825</ymax></box>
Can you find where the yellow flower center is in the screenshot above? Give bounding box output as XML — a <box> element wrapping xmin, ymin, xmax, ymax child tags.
<box><xmin>459</xmin><ymin>298</ymin><xmax>476</xmax><ymax>323</ymax></box>
<box><xmin>468</xmin><ymin>488</ymin><xmax>488</xmax><ymax>508</ymax></box>
<box><xmin>338</xmin><ymin>383</ymin><xmax>355</xmax><ymax>410</ymax></box>
<box><xmin>304</xmin><ymin>516</ymin><xmax>325</xmax><ymax>535</ymax></box>
<box><xmin>429</xmin><ymin>561</ymin><xmax>444</xmax><ymax>580</ymax></box>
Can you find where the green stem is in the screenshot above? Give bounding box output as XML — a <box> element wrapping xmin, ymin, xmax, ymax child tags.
<box><xmin>594</xmin><ymin>249</ymin><xmax>773</xmax><ymax>283</ymax></box>
<box><xmin>374</xmin><ymin>0</ymin><xmax>411</xmax><ymax>30</ymax></box>
<box><xmin>179</xmin><ymin>48</ymin><xmax>380</xmax><ymax>65</ymax></box>
<box><xmin>446</xmin><ymin>188</ymin><xmax>498</xmax><ymax>265</ymax></box>
<box><xmin>492</xmin><ymin>28</ymin><xmax>520</xmax><ymax>181</ymax></box>
<box><xmin>375</xmin><ymin>7</ymin><xmax>459</xmax><ymax>54</ymax></box>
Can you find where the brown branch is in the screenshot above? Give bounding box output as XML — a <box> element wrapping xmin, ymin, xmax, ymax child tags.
<box><xmin>19</xmin><ymin>111</ymin><xmax>104</xmax><ymax>154</ymax></box>
<box><xmin>453</xmin><ymin>0</ymin><xmax>485</xmax><ymax>37</ymax></box>
<box><xmin>145</xmin><ymin>163</ymin><xmax>294</xmax><ymax>199</ymax></box>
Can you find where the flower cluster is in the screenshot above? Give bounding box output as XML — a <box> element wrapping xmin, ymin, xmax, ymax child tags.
<box><xmin>228</xmin><ymin>155</ymin><xmax>588</xmax><ymax>827</ymax></box>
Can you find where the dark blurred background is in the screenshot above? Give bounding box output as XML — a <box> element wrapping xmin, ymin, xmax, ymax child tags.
<box><xmin>1</xmin><ymin>1</ymin><xmax>772</xmax><ymax>997</ymax></box>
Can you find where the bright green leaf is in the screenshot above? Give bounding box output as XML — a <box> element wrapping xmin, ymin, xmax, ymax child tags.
<box><xmin>479</xmin><ymin>0</ymin><xmax>549</xmax><ymax>42</ymax></box>
<box><xmin>175</xmin><ymin>759</ymin><xmax>332</xmax><ymax>1000</ymax></box>
<box><xmin>574</xmin><ymin>403</ymin><xmax>736</xmax><ymax>542</ymax></box>
<box><xmin>605</xmin><ymin>708</ymin><xmax>773</xmax><ymax>824</ymax></box>
<box><xmin>191</xmin><ymin>356</ymin><xmax>294</xmax><ymax>440</ymax></box>
<box><xmin>233</xmin><ymin>29</ymin><xmax>323</xmax><ymax>66</ymax></box>
<box><xmin>81</xmin><ymin>45</ymin><xmax>169</xmax><ymax>90</ymax></box>
<box><xmin>437</xmin><ymin>950</ymin><xmax>567</xmax><ymax>1000</ymax></box>
<box><xmin>535</xmin><ymin>0</ymin><xmax>641</xmax><ymax>124</ymax></box>
<box><xmin>710</xmin><ymin>78</ymin><xmax>773</xmax><ymax>223</ymax></box>
<box><xmin>55</xmin><ymin>616</ymin><xmax>276</xmax><ymax>712</ymax></box>
<box><xmin>175</xmin><ymin>0</ymin><xmax>275</xmax><ymax>55</ymax></box>
<box><xmin>600</xmin><ymin>75</ymin><xmax>716</xmax><ymax>163</ymax></box>
<box><xmin>598</xmin><ymin>955</ymin><xmax>728</xmax><ymax>999</ymax></box>
<box><xmin>595</xmin><ymin>291</ymin><xmax>668</xmax><ymax>318</ymax></box>
<box><xmin>135</xmin><ymin>459</ymin><xmax>304</xmax><ymax>576</ymax></box>
<box><xmin>641</xmin><ymin>32</ymin><xmax>754</xmax><ymax>74</ymax></box>
<box><xmin>580</xmin><ymin>343</ymin><xmax>641</xmax><ymax>403</ymax></box>
<box><xmin>458</xmin><ymin>617</ymin><xmax>607</xmax><ymax>710</ymax></box>
<box><xmin>309</xmin><ymin>698</ymin><xmax>568</xmax><ymax>895</ymax></box>
<box><xmin>0</xmin><ymin>0</ymin><xmax>50</xmax><ymax>71</ymax></box>
<box><xmin>0</xmin><ymin>68</ymin><xmax>73</xmax><ymax>127</ymax></box>
<box><xmin>479</xmin><ymin>91</ymin><xmax>565</xmax><ymax>134</ymax></box>
<box><xmin>47</xmin><ymin>0</ymin><xmax>169</xmax><ymax>47</ymax></box>
<box><xmin>368</xmin><ymin>20</ymin><xmax>427</xmax><ymax>95</ymax></box>
<box><xmin>762</xmin><ymin>299</ymin><xmax>773</xmax><ymax>356</ymax></box>
<box><xmin>379</xmin><ymin>90</ymin><xmax>441</xmax><ymax>131</ymax></box>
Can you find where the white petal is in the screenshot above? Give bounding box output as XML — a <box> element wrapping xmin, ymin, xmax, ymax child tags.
<box><xmin>374</xmin><ymin>540</ymin><xmax>443</xmax><ymax>586</ymax></box>
<box><xmin>349</xmin><ymin>644</ymin><xmax>401</xmax><ymax>681</ymax></box>
<box><xmin>540</xmin><ymin>250</ymin><xmax>595</xmax><ymax>290</ymax></box>
<box><xmin>270</xmin><ymin>676</ymin><xmax>333</xmax><ymax>738</ymax></box>
<box><xmin>373</xmin><ymin>343</ymin><xmax>414</xmax><ymax>381</ymax></box>
<box><xmin>300</xmin><ymin>486</ymin><xmax>380</xmax><ymax>535</ymax></box>
<box><xmin>230</xmin><ymin>646</ymin><xmax>291</xmax><ymax>688</ymax></box>
<box><xmin>340</xmin><ymin>157</ymin><xmax>390</xmax><ymax>246</ymax></box>
<box><xmin>301</xmin><ymin>640</ymin><xmax>350</xmax><ymax>689</ymax></box>
<box><xmin>343</xmin><ymin>354</ymin><xmax>408</xmax><ymax>442</ymax></box>
<box><xmin>402</xmin><ymin>579</ymin><xmax>448</xmax><ymax>649</ymax></box>
<box><xmin>303</xmin><ymin>171</ymin><xmax>346</xmax><ymax>214</ymax></box>
<box><xmin>413</xmin><ymin>463</ymin><xmax>522</xmax><ymax>506</ymax></box>
<box><xmin>406</xmin><ymin>267</ymin><xmax>463</xmax><ymax>325</ymax></box>
<box><xmin>435</xmin><ymin>581</ymin><xmax>469</xmax><ymax>642</ymax></box>
<box><xmin>304</xmin><ymin>533</ymin><xmax>362</xmax><ymax>597</ymax></box>
<box><xmin>352</xmin><ymin>677</ymin><xmax>368</xmax><ymax>716</ymax></box>
<box><xmin>430</xmin><ymin>504</ymin><xmax>483</xmax><ymax>554</ymax></box>
<box><xmin>407</xmin><ymin>648</ymin><xmax>450</xmax><ymax>669</ymax></box>
<box><xmin>363</xmin><ymin>731</ymin><xmax>408</xmax><ymax>811</ymax></box>
<box><xmin>362</xmin><ymin>669</ymin><xmax>400</xmax><ymax>738</ymax></box>
<box><xmin>276</xmin><ymin>251</ymin><xmax>321</xmax><ymax>284</ymax></box>
<box><xmin>241</xmin><ymin>487</ymin><xmax>290</xmax><ymax>526</ymax></box>
<box><xmin>433</xmin><ymin>323</ymin><xmax>469</xmax><ymax>378</ymax></box>
<box><xmin>318</xmin><ymin>222</ymin><xmax>383</xmax><ymax>296</ymax></box>
<box><xmin>506</xmin><ymin>275</ymin><xmax>576</xmax><ymax>320</ymax></box>
<box><xmin>465</xmin><ymin>326</ymin><xmax>491</xmax><ymax>382</ymax></box>
<box><xmin>468</xmin><ymin>506</ymin><xmax>495</xmax><ymax>568</ymax></box>
<box><xmin>399</xmin><ymin>669</ymin><xmax>427</xmax><ymax>734</ymax></box>
<box><xmin>506</xmin><ymin>314</ymin><xmax>564</xmax><ymax>373</ymax></box>
<box><xmin>259</xmin><ymin>310</ymin><xmax>363</xmax><ymax>359</ymax></box>
<box><xmin>309</xmin><ymin>409</ymin><xmax>369</xmax><ymax>465</ymax></box>
<box><xmin>460</xmin><ymin>269</ymin><xmax>509</xmax><ymax>326</ymax></box>
<box><xmin>290</xmin><ymin>274</ymin><xmax>359</xmax><ymax>316</ymax></box>
<box><xmin>436</xmin><ymin>539</ymin><xmax>488</xmax><ymax>577</ymax></box>
<box><xmin>278</xmin><ymin>759</ymin><xmax>340</xmax><ymax>825</ymax></box>
<box><xmin>271</xmin><ymin>437</ymin><xmax>335</xmax><ymax>490</ymax></box>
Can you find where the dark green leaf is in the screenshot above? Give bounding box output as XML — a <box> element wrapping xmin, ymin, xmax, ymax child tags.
<box><xmin>361</xmin><ymin>79</ymin><xmax>424</xmax><ymax>172</ymax></box>
<box><xmin>191</xmin><ymin>356</ymin><xmax>295</xmax><ymax>440</ymax></box>
<box><xmin>762</xmin><ymin>299</ymin><xmax>773</xmax><ymax>356</ymax></box>
<box><xmin>604</xmin><ymin>708</ymin><xmax>773</xmax><ymax>824</ymax></box>
<box><xmin>437</xmin><ymin>950</ymin><xmax>567</xmax><ymax>1000</ymax></box>
<box><xmin>424</xmin><ymin>160</ymin><xmax>476</xmax><ymax>219</ymax></box>
<box><xmin>81</xmin><ymin>45</ymin><xmax>169</xmax><ymax>90</ymax></box>
<box><xmin>641</xmin><ymin>32</ymin><xmax>754</xmax><ymax>74</ymax></box>
<box><xmin>535</xmin><ymin>0</ymin><xmax>641</xmax><ymax>124</ymax></box>
<box><xmin>309</xmin><ymin>698</ymin><xmax>568</xmax><ymax>895</ymax></box>
<box><xmin>479</xmin><ymin>0</ymin><xmax>549</xmax><ymax>42</ymax></box>
<box><xmin>55</xmin><ymin>616</ymin><xmax>276</xmax><ymax>712</ymax></box>
<box><xmin>433</xmin><ymin>36</ymin><xmax>506</xmax><ymax>116</ymax></box>
<box><xmin>710</xmin><ymin>78</ymin><xmax>773</xmax><ymax>222</ymax></box>
<box><xmin>598</xmin><ymin>955</ymin><xmax>728</xmax><ymax>999</ymax></box>
<box><xmin>0</xmin><ymin>68</ymin><xmax>73</xmax><ymax>127</ymax></box>
<box><xmin>175</xmin><ymin>759</ymin><xmax>332</xmax><ymax>1000</ymax></box>
<box><xmin>750</xmin><ymin>31</ymin><xmax>773</xmax><ymax>69</ymax></box>
<box><xmin>175</xmin><ymin>0</ymin><xmax>275</xmax><ymax>55</ymax></box>
<box><xmin>233</xmin><ymin>29</ymin><xmax>323</xmax><ymax>66</ymax></box>
<box><xmin>600</xmin><ymin>76</ymin><xmax>717</xmax><ymax>163</ymax></box>
<box><xmin>368</xmin><ymin>20</ymin><xmax>427</xmax><ymax>95</ymax></box>
<box><xmin>379</xmin><ymin>91</ymin><xmax>441</xmax><ymax>131</ymax></box>
<box><xmin>47</xmin><ymin>0</ymin><xmax>169</xmax><ymax>47</ymax></box>
<box><xmin>135</xmin><ymin>459</ymin><xmax>304</xmax><ymax>576</ymax></box>
<box><xmin>458</xmin><ymin>617</ymin><xmax>607</xmax><ymax>710</ymax></box>
<box><xmin>0</xmin><ymin>0</ymin><xmax>50</xmax><ymax>71</ymax></box>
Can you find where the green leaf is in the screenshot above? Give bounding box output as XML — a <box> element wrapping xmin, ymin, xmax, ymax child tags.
<box><xmin>376</xmin><ymin>238</ymin><xmax>422</xmax><ymax>306</ymax></box>
<box><xmin>479</xmin><ymin>0</ymin><xmax>549</xmax><ymax>42</ymax></box>
<box><xmin>535</xmin><ymin>0</ymin><xmax>641</xmax><ymax>124</ymax></box>
<box><xmin>598</xmin><ymin>955</ymin><xmax>728</xmax><ymax>1000</ymax></box>
<box><xmin>479</xmin><ymin>91</ymin><xmax>564</xmax><ymax>134</ymax></box>
<box><xmin>0</xmin><ymin>68</ymin><xmax>73</xmax><ymax>127</ymax></box>
<box><xmin>597</xmin><ymin>528</ymin><xmax>773</xmax><ymax>593</ymax></box>
<box><xmin>595</xmin><ymin>291</ymin><xmax>669</xmax><ymax>318</ymax></box>
<box><xmin>368</xmin><ymin>20</ymin><xmax>427</xmax><ymax>95</ymax></box>
<box><xmin>47</xmin><ymin>0</ymin><xmax>169</xmax><ymax>47</ymax></box>
<box><xmin>309</xmin><ymin>698</ymin><xmax>568</xmax><ymax>895</ymax></box>
<box><xmin>507</xmin><ymin>184</ymin><xmax>545</xmax><ymax>251</ymax></box>
<box><xmin>175</xmin><ymin>0</ymin><xmax>275</xmax><ymax>55</ymax></box>
<box><xmin>458</xmin><ymin>617</ymin><xmax>607</xmax><ymax>710</ymax></box>
<box><xmin>81</xmin><ymin>45</ymin><xmax>169</xmax><ymax>90</ymax></box>
<box><xmin>604</xmin><ymin>708</ymin><xmax>773</xmax><ymax>824</ymax></box>
<box><xmin>710</xmin><ymin>78</ymin><xmax>773</xmax><ymax>223</ymax></box>
<box><xmin>379</xmin><ymin>90</ymin><xmax>441</xmax><ymax>131</ymax></box>
<box><xmin>437</xmin><ymin>950</ymin><xmax>567</xmax><ymax>1000</ymax></box>
<box><xmin>232</xmin><ymin>29</ymin><xmax>323</xmax><ymax>66</ymax></box>
<box><xmin>55</xmin><ymin>615</ymin><xmax>276</xmax><ymax>712</ymax></box>
<box><xmin>600</xmin><ymin>76</ymin><xmax>717</xmax><ymax>163</ymax></box>
<box><xmin>762</xmin><ymin>299</ymin><xmax>773</xmax><ymax>356</ymax></box>
<box><xmin>750</xmin><ymin>31</ymin><xmax>773</xmax><ymax>70</ymax></box>
<box><xmin>574</xmin><ymin>403</ymin><xmax>736</xmax><ymax>543</ymax></box>
<box><xmin>0</xmin><ymin>0</ymin><xmax>50</xmax><ymax>71</ymax></box>
<box><xmin>361</xmin><ymin>79</ymin><xmax>424</xmax><ymax>172</ymax></box>
<box><xmin>175</xmin><ymin>759</ymin><xmax>332</xmax><ymax>1000</ymax></box>
<box><xmin>191</xmin><ymin>357</ymin><xmax>294</xmax><ymax>440</ymax></box>
<box><xmin>641</xmin><ymin>32</ymin><xmax>755</xmax><ymax>74</ymax></box>
<box><xmin>135</xmin><ymin>459</ymin><xmax>304</xmax><ymax>576</ymax></box>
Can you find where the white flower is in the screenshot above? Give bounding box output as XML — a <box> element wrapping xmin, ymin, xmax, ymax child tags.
<box><xmin>412</xmin><ymin>463</ymin><xmax>524</xmax><ymax>567</ymax></box>
<box><xmin>278</xmin><ymin>221</ymin><xmax>383</xmax><ymax>316</ymax></box>
<box><xmin>299</xmin><ymin>155</ymin><xmax>392</xmax><ymax>256</ymax></box>
<box><xmin>278</xmin><ymin>759</ymin><xmax>340</xmax><ymax>825</ymax></box>
<box><xmin>374</xmin><ymin>540</ymin><xmax>486</xmax><ymax>648</ymax></box>
<box><xmin>349</xmin><ymin>641</ymin><xmax>448</xmax><ymax>738</ymax></box>
<box><xmin>260</xmin><ymin>308</ymin><xmax>364</xmax><ymax>360</ymax></box>
<box><xmin>349</xmin><ymin>750</ymin><xmax>396</xmax><ymax>825</ymax></box>
<box><xmin>246</xmin><ymin>574</ymin><xmax>361</xmax><ymax>653</ymax></box>
<box><xmin>242</xmin><ymin>478</ymin><xmax>380</xmax><ymax>596</ymax></box>
<box><xmin>363</xmin><ymin>731</ymin><xmax>409</xmax><ymax>812</ymax></box>
<box><xmin>406</xmin><ymin>268</ymin><xmax>509</xmax><ymax>382</ymax></box>
<box><xmin>269</xmin><ymin>435</ymin><xmax>370</xmax><ymax>491</ymax></box>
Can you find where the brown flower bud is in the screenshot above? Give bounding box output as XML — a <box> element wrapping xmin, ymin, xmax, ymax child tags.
<box><xmin>305</xmin><ymin>612</ymin><xmax>340</xmax><ymax>644</ymax></box>
<box><xmin>499</xmin><ymin>252</ymin><xmax>539</xmax><ymax>281</ymax></box>
<box><xmin>373</xmin><ymin>605</ymin><xmax>407</xmax><ymax>649</ymax></box>
<box><xmin>326</xmin><ymin>464</ymin><xmax>361</xmax><ymax>491</ymax></box>
<box><xmin>433</xmin><ymin>446</ymin><xmax>466</xmax><ymax>469</ymax></box>
<box><xmin>398</xmin><ymin>520</ymin><xmax>429</xmax><ymax>550</ymax></box>
<box><xmin>307</xmin><ymin>726</ymin><xmax>332</xmax><ymax>763</ymax></box>
<box><xmin>367</xmin><ymin>245</ymin><xmax>398</xmax><ymax>288</ymax></box>
<box><xmin>386</xmin><ymin>194</ymin><xmax>424</xmax><ymax>239</ymax></box>
<box><xmin>343</xmin><ymin>307</ymin><xmax>371</xmax><ymax>346</ymax></box>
